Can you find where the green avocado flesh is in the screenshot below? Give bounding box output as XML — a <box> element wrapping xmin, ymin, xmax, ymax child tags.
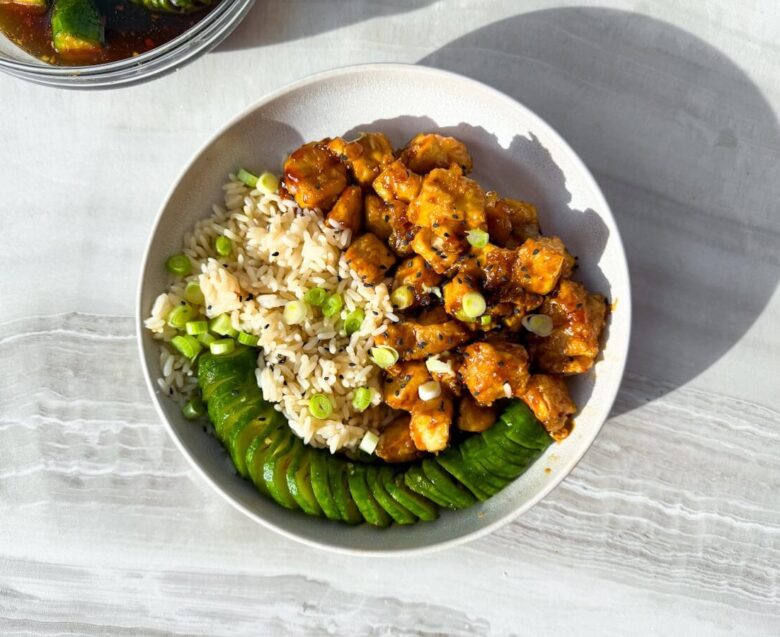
<box><xmin>196</xmin><ymin>346</ymin><xmax>552</xmax><ymax>526</ymax></box>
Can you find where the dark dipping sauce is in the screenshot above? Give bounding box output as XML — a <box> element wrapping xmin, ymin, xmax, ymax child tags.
<box><xmin>0</xmin><ymin>0</ymin><xmax>218</xmax><ymax>66</ymax></box>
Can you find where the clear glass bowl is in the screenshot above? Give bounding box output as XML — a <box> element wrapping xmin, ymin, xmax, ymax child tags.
<box><xmin>0</xmin><ymin>0</ymin><xmax>254</xmax><ymax>89</ymax></box>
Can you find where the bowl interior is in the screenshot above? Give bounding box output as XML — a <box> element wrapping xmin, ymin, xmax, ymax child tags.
<box><xmin>138</xmin><ymin>64</ymin><xmax>631</xmax><ymax>554</ymax></box>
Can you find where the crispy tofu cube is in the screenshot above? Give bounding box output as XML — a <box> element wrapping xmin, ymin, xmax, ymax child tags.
<box><xmin>476</xmin><ymin>243</ymin><xmax>515</xmax><ymax>290</ymax></box>
<box><xmin>409</xmin><ymin>394</ymin><xmax>453</xmax><ymax>452</ymax></box>
<box><xmin>326</xmin><ymin>185</ymin><xmax>363</xmax><ymax>235</ymax></box>
<box><xmin>375</xmin><ymin>319</ymin><xmax>471</xmax><ymax>361</ymax></box>
<box><xmin>282</xmin><ymin>141</ymin><xmax>348</xmax><ymax>210</ymax></box>
<box><xmin>428</xmin><ymin>353</ymin><xmax>463</xmax><ymax>396</ymax></box>
<box><xmin>373</xmin><ymin>160</ymin><xmax>423</xmax><ymax>204</ymax></box>
<box><xmin>408</xmin><ymin>166</ymin><xmax>486</xmax><ymax>234</ymax></box>
<box><xmin>513</xmin><ymin>236</ymin><xmax>574</xmax><ymax>295</ymax></box>
<box><xmin>328</xmin><ymin>133</ymin><xmax>395</xmax><ymax>187</ymax></box>
<box><xmin>485</xmin><ymin>192</ymin><xmax>540</xmax><ymax>247</ymax></box>
<box><xmin>529</xmin><ymin>279</ymin><xmax>606</xmax><ymax>375</ymax></box>
<box><xmin>399</xmin><ymin>133</ymin><xmax>473</xmax><ymax>174</ymax></box>
<box><xmin>411</xmin><ymin>228</ymin><xmax>464</xmax><ymax>274</ymax></box>
<box><xmin>383</xmin><ymin>361</ymin><xmax>431</xmax><ymax>410</ymax></box>
<box><xmin>521</xmin><ymin>374</ymin><xmax>576</xmax><ymax>437</ymax></box>
<box><xmin>376</xmin><ymin>415</ymin><xmax>421</xmax><ymax>463</ymax></box>
<box><xmin>344</xmin><ymin>233</ymin><xmax>396</xmax><ymax>284</ymax></box>
<box><xmin>442</xmin><ymin>273</ymin><xmax>480</xmax><ymax>319</ymax></box>
<box><xmin>386</xmin><ymin>199</ymin><xmax>418</xmax><ymax>257</ymax></box>
<box><xmin>457</xmin><ymin>394</ymin><xmax>497</xmax><ymax>433</ymax></box>
<box><xmin>364</xmin><ymin>193</ymin><xmax>393</xmax><ymax>240</ymax></box>
<box><xmin>460</xmin><ymin>341</ymin><xmax>530</xmax><ymax>406</ymax></box>
<box><xmin>392</xmin><ymin>255</ymin><xmax>443</xmax><ymax>308</ymax></box>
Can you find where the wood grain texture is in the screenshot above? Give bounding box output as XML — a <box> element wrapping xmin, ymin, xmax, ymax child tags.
<box><xmin>1</xmin><ymin>0</ymin><xmax>779</xmax><ymax>634</ymax></box>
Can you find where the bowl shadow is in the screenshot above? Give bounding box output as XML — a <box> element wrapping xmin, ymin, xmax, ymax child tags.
<box><xmin>419</xmin><ymin>8</ymin><xmax>780</xmax><ymax>415</ymax></box>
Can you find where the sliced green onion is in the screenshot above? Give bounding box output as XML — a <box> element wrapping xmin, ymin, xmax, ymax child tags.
<box><xmin>237</xmin><ymin>168</ymin><xmax>258</xmax><ymax>188</ymax></box>
<box><xmin>344</xmin><ymin>309</ymin><xmax>365</xmax><ymax>335</ymax></box>
<box><xmin>321</xmin><ymin>293</ymin><xmax>344</xmax><ymax>318</ymax></box>
<box><xmin>209</xmin><ymin>313</ymin><xmax>238</xmax><ymax>337</ymax></box>
<box><xmin>171</xmin><ymin>334</ymin><xmax>202</xmax><ymax>360</ymax></box>
<box><xmin>257</xmin><ymin>171</ymin><xmax>280</xmax><ymax>195</ymax></box>
<box><xmin>521</xmin><ymin>313</ymin><xmax>554</xmax><ymax>337</ymax></box>
<box><xmin>466</xmin><ymin>229</ymin><xmax>489</xmax><ymax>248</ymax></box>
<box><xmin>183</xmin><ymin>281</ymin><xmax>205</xmax><ymax>305</ymax></box>
<box><xmin>237</xmin><ymin>331</ymin><xmax>259</xmax><ymax>346</ymax></box>
<box><xmin>454</xmin><ymin>309</ymin><xmax>473</xmax><ymax>323</ymax></box>
<box><xmin>198</xmin><ymin>332</ymin><xmax>217</xmax><ymax>346</ymax></box>
<box><xmin>215</xmin><ymin>236</ymin><xmax>233</xmax><ymax>257</ymax></box>
<box><xmin>359</xmin><ymin>431</ymin><xmax>379</xmax><ymax>454</ymax></box>
<box><xmin>462</xmin><ymin>291</ymin><xmax>487</xmax><ymax>318</ymax></box>
<box><xmin>182</xmin><ymin>397</ymin><xmax>206</xmax><ymax>420</ymax></box>
<box><xmin>284</xmin><ymin>300</ymin><xmax>306</xmax><ymax>325</ymax></box>
<box><xmin>167</xmin><ymin>303</ymin><xmax>195</xmax><ymax>329</ymax></box>
<box><xmin>390</xmin><ymin>285</ymin><xmax>414</xmax><ymax>310</ymax></box>
<box><xmin>370</xmin><ymin>345</ymin><xmax>399</xmax><ymax>369</ymax></box>
<box><xmin>165</xmin><ymin>254</ymin><xmax>191</xmax><ymax>276</ymax></box>
<box><xmin>303</xmin><ymin>287</ymin><xmax>328</xmax><ymax>307</ymax></box>
<box><xmin>185</xmin><ymin>320</ymin><xmax>209</xmax><ymax>336</ymax></box>
<box><xmin>480</xmin><ymin>315</ymin><xmax>492</xmax><ymax>327</ymax></box>
<box><xmin>210</xmin><ymin>338</ymin><xmax>235</xmax><ymax>355</ymax></box>
<box><xmin>309</xmin><ymin>393</ymin><xmax>333</xmax><ymax>419</ymax></box>
<box><xmin>352</xmin><ymin>387</ymin><xmax>372</xmax><ymax>412</ymax></box>
<box><xmin>425</xmin><ymin>356</ymin><xmax>453</xmax><ymax>375</ymax></box>
<box><xmin>418</xmin><ymin>380</ymin><xmax>442</xmax><ymax>401</ymax></box>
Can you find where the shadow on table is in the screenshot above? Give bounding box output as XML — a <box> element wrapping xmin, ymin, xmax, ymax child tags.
<box><xmin>420</xmin><ymin>8</ymin><xmax>780</xmax><ymax>415</ymax></box>
<box><xmin>218</xmin><ymin>0</ymin><xmax>436</xmax><ymax>51</ymax></box>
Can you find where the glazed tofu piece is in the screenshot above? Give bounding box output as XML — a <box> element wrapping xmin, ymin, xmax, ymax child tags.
<box><xmin>411</xmin><ymin>228</ymin><xmax>464</xmax><ymax>274</ymax></box>
<box><xmin>399</xmin><ymin>133</ymin><xmax>473</xmax><ymax>174</ymax></box>
<box><xmin>476</xmin><ymin>243</ymin><xmax>515</xmax><ymax>290</ymax></box>
<box><xmin>521</xmin><ymin>374</ymin><xmax>576</xmax><ymax>437</ymax></box>
<box><xmin>392</xmin><ymin>255</ymin><xmax>443</xmax><ymax>308</ymax></box>
<box><xmin>373</xmin><ymin>160</ymin><xmax>423</xmax><ymax>204</ymax></box>
<box><xmin>485</xmin><ymin>192</ymin><xmax>540</xmax><ymax>247</ymax></box>
<box><xmin>442</xmin><ymin>273</ymin><xmax>481</xmax><ymax>319</ymax></box>
<box><xmin>408</xmin><ymin>166</ymin><xmax>486</xmax><ymax>235</ymax></box>
<box><xmin>512</xmin><ymin>236</ymin><xmax>574</xmax><ymax>295</ymax></box>
<box><xmin>416</xmin><ymin>306</ymin><xmax>449</xmax><ymax>325</ymax></box>
<box><xmin>387</xmin><ymin>199</ymin><xmax>417</xmax><ymax>257</ymax></box>
<box><xmin>282</xmin><ymin>141</ymin><xmax>348</xmax><ymax>210</ymax></box>
<box><xmin>529</xmin><ymin>279</ymin><xmax>607</xmax><ymax>375</ymax></box>
<box><xmin>383</xmin><ymin>361</ymin><xmax>431</xmax><ymax>410</ymax></box>
<box><xmin>328</xmin><ymin>132</ymin><xmax>395</xmax><ymax>187</ymax></box>
<box><xmin>460</xmin><ymin>341</ymin><xmax>530</xmax><ymax>406</ymax></box>
<box><xmin>344</xmin><ymin>233</ymin><xmax>396</xmax><ymax>284</ymax></box>
<box><xmin>427</xmin><ymin>353</ymin><xmax>463</xmax><ymax>396</ymax></box>
<box><xmin>409</xmin><ymin>394</ymin><xmax>453</xmax><ymax>452</ymax></box>
<box><xmin>457</xmin><ymin>395</ymin><xmax>497</xmax><ymax>433</ymax></box>
<box><xmin>364</xmin><ymin>193</ymin><xmax>393</xmax><ymax>240</ymax></box>
<box><xmin>376</xmin><ymin>415</ymin><xmax>421</xmax><ymax>463</ymax></box>
<box><xmin>326</xmin><ymin>185</ymin><xmax>363</xmax><ymax>235</ymax></box>
<box><xmin>375</xmin><ymin>318</ymin><xmax>471</xmax><ymax>361</ymax></box>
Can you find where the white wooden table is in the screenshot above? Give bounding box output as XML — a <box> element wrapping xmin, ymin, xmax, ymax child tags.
<box><xmin>1</xmin><ymin>1</ymin><xmax>778</xmax><ymax>634</ymax></box>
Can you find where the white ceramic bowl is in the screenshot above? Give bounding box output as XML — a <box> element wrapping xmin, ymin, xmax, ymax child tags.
<box><xmin>137</xmin><ymin>64</ymin><xmax>631</xmax><ymax>555</ymax></box>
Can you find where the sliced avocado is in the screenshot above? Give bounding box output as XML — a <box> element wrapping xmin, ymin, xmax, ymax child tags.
<box><xmin>263</xmin><ymin>437</ymin><xmax>301</xmax><ymax>510</ymax></box>
<box><xmin>347</xmin><ymin>464</ymin><xmax>391</xmax><ymax>527</ymax></box>
<box><xmin>286</xmin><ymin>448</ymin><xmax>323</xmax><ymax>516</ymax></box>
<box><xmin>404</xmin><ymin>465</ymin><xmax>452</xmax><ymax>508</ymax></box>
<box><xmin>246</xmin><ymin>428</ymin><xmax>288</xmax><ymax>495</ymax></box>
<box><xmin>421</xmin><ymin>459</ymin><xmax>476</xmax><ymax>509</ymax></box>
<box><xmin>366</xmin><ymin>465</ymin><xmax>416</xmax><ymax>525</ymax></box>
<box><xmin>198</xmin><ymin>346</ymin><xmax>255</xmax><ymax>401</ymax></box>
<box><xmin>382</xmin><ymin>467</ymin><xmax>438</xmax><ymax>522</ymax></box>
<box><xmin>310</xmin><ymin>451</ymin><xmax>342</xmax><ymax>521</ymax></box>
<box><xmin>435</xmin><ymin>450</ymin><xmax>490</xmax><ymax>501</ymax></box>
<box><xmin>499</xmin><ymin>402</ymin><xmax>552</xmax><ymax>450</ymax></box>
<box><xmin>51</xmin><ymin>0</ymin><xmax>104</xmax><ymax>56</ymax></box>
<box><xmin>328</xmin><ymin>456</ymin><xmax>362</xmax><ymax>525</ymax></box>
<box><xmin>229</xmin><ymin>406</ymin><xmax>280</xmax><ymax>477</ymax></box>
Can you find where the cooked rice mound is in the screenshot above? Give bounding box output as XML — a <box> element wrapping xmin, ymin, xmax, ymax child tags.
<box><xmin>145</xmin><ymin>175</ymin><xmax>398</xmax><ymax>452</ymax></box>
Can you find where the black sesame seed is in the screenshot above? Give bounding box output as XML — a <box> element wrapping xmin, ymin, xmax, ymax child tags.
<box><xmin>533</xmin><ymin>249</ymin><xmax>540</xmax><ymax>255</ymax></box>
<box><xmin>271</xmin><ymin>251</ymin><xmax>279</xmax><ymax>257</ymax></box>
<box><xmin>169</xmin><ymin>388</ymin><xmax>173</xmax><ymax>395</ymax></box>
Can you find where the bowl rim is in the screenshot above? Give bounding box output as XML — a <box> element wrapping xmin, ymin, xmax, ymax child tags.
<box><xmin>136</xmin><ymin>62</ymin><xmax>632</xmax><ymax>556</ymax></box>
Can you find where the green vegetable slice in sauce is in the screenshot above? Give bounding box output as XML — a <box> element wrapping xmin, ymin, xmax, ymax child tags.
<box><xmin>51</xmin><ymin>0</ymin><xmax>104</xmax><ymax>56</ymax></box>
